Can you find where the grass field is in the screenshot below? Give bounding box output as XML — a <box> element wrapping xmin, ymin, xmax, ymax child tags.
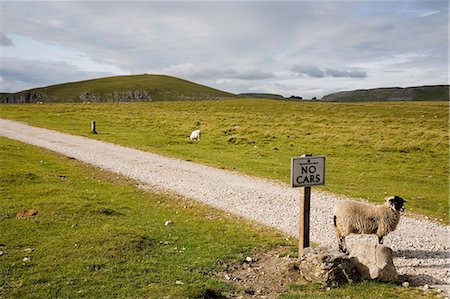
<box><xmin>0</xmin><ymin>99</ymin><xmax>447</xmax><ymax>224</ymax></box>
<box><xmin>0</xmin><ymin>137</ymin><xmax>438</xmax><ymax>298</ymax></box>
<box><xmin>0</xmin><ymin>137</ymin><xmax>290</xmax><ymax>297</ymax></box>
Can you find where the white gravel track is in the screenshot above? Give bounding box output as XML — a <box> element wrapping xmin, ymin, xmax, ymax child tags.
<box><xmin>1</xmin><ymin>118</ymin><xmax>449</xmax><ymax>293</ymax></box>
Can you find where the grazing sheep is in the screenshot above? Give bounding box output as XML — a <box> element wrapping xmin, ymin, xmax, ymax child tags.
<box><xmin>189</xmin><ymin>129</ymin><xmax>201</xmax><ymax>141</ymax></box>
<box><xmin>333</xmin><ymin>196</ymin><xmax>406</xmax><ymax>254</ymax></box>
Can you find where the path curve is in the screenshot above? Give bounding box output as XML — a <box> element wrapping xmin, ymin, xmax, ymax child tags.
<box><xmin>0</xmin><ymin>118</ymin><xmax>448</xmax><ymax>292</ymax></box>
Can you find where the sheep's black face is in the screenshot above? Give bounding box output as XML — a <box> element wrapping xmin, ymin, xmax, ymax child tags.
<box><xmin>389</xmin><ymin>196</ymin><xmax>406</xmax><ymax>212</ymax></box>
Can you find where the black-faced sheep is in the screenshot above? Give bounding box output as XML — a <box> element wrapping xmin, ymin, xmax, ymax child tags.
<box><xmin>333</xmin><ymin>196</ymin><xmax>406</xmax><ymax>254</ymax></box>
<box><xmin>189</xmin><ymin>130</ymin><xmax>201</xmax><ymax>141</ymax></box>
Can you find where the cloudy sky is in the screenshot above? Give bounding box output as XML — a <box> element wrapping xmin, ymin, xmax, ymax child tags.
<box><xmin>0</xmin><ymin>1</ymin><xmax>448</xmax><ymax>98</ymax></box>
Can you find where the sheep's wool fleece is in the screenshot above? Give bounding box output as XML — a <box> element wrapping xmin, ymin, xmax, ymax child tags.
<box><xmin>334</xmin><ymin>201</ymin><xmax>400</xmax><ymax>237</ymax></box>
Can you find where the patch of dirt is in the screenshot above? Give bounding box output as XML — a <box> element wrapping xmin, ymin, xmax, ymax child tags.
<box><xmin>16</xmin><ymin>209</ymin><xmax>38</xmax><ymax>219</ymax></box>
<box><xmin>215</xmin><ymin>246</ymin><xmax>306</xmax><ymax>298</ymax></box>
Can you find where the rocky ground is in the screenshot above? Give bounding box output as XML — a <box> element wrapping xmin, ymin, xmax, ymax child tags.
<box><xmin>0</xmin><ymin>118</ymin><xmax>449</xmax><ymax>295</ymax></box>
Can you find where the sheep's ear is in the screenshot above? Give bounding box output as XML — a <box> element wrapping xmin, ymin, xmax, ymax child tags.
<box><xmin>393</xmin><ymin>196</ymin><xmax>406</xmax><ymax>203</ymax></box>
<box><xmin>385</xmin><ymin>196</ymin><xmax>395</xmax><ymax>202</ymax></box>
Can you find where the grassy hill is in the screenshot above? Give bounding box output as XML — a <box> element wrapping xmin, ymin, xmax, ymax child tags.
<box><xmin>321</xmin><ymin>85</ymin><xmax>449</xmax><ymax>102</ymax></box>
<box><xmin>1</xmin><ymin>74</ymin><xmax>236</xmax><ymax>103</ymax></box>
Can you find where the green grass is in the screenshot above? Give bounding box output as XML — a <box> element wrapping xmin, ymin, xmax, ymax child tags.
<box><xmin>0</xmin><ymin>137</ymin><xmax>437</xmax><ymax>298</ymax></box>
<box><xmin>0</xmin><ymin>99</ymin><xmax>448</xmax><ymax>224</ymax></box>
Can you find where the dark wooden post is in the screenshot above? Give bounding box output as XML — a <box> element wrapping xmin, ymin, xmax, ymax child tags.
<box><xmin>91</xmin><ymin>121</ymin><xmax>97</xmax><ymax>134</ymax></box>
<box><xmin>299</xmin><ymin>185</ymin><xmax>311</xmax><ymax>257</ymax></box>
<box><xmin>299</xmin><ymin>153</ymin><xmax>312</xmax><ymax>257</ymax></box>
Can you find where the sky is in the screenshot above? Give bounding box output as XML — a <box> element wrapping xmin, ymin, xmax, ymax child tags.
<box><xmin>0</xmin><ymin>1</ymin><xmax>448</xmax><ymax>98</ymax></box>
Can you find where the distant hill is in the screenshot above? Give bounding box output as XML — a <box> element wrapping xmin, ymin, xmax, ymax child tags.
<box><xmin>238</xmin><ymin>93</ymin><xmax>286</xmax><ymax>100</ymax></box>
<box><xmin>321</xmin><ymin>85</ymin><xmax>449</xmax><ymax>102</ymax></box>
<box><xmin>1</xmin><ymin>74</ymin><xmax>236</xmax><ymax>103</ymax></box>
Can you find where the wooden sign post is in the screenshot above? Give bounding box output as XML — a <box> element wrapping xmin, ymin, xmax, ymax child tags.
<box><xmin>291</xmin><ymin>154</ymin><xmax>326</xmax><ymax>257</ymax></box>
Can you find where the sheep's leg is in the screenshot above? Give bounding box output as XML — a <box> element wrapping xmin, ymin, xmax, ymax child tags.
<box><xmin>339</xmin><ymin>237</ymin><xmax>349</xmax><ymax>254</ymax></box>
<box><xmin>334</xmin><ymin>217</ymin><xmax>348</xmax><ymax>254</ymax></box>
<box><xmin>378</xmin><ymin>236</ymin><xmax>384</xmax><ymax>244</ymax></box>
<box><xmin>336</xmin><ymin>233</ymin><xmax>348</xmax><ymax>254</ymax></box>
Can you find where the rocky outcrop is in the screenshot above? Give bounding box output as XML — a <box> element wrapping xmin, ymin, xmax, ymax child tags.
<box><xmin>1</xmin><ymin>90</ymin><xmax>153</xmax><ymax>103</ymax></box>
<box><xmin>2</xmin><ymin>90</ymin><xmax>48</xmax><ymax>103</ymax></box>
<box><xmin>78</xmin><ymin>90</ymin><xmax>152</xmax><ymax>102</ymax></box>
<box><xmin>298</xmin><ymin>243</ymin><xmax>398</xmax><ymax>286</ymax></box>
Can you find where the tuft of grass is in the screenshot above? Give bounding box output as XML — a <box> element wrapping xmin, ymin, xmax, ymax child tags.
<box><xmin>0</xmin><ymin>99</ymin><xmax>448</xmax><ymax>223</ymax></box>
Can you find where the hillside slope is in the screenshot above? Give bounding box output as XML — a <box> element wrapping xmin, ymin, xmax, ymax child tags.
<box><xmin>321</xmin><ymin>85</ymin><xmax>449</xmax><ymax>102</ymax></box>
<box><xmin>238</xmin><ymin>93</ymin><xmax>286</xmax><ymax>100</ymax></box>
<box><xmin>1</xmin><ymin>74</ymin><xmax>236</xmax><ymax>103</ymax></box>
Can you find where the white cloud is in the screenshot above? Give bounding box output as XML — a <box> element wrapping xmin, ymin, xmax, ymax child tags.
<box><xmin>2</xmin><ymin>33</ymin><xmax>129</xmax><ymax>75</ymax></box>
<box><xmin>164</xmin><ymin>63</ymin><xmax>274</xmax><ymax>81</ymax></box>
<box><xmin>0</xmin><ymin>1</ymin><xmax>448</xmax><ymax>96</ymax></box>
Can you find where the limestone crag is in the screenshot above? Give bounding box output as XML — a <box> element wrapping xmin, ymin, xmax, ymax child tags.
<box><xmin>78</xmin><ymin>90</ymin><xmax>152</xmax><ymax>102</ymax></box>
<box><xmin>1</xmin><ymin>90</ymin><xmax>154</xmax><ymax>103</ymax></box>
<box><xmin>2</xmin><ymin>90</ymin><xmax>48</xmax><ymax>103</ymax></box>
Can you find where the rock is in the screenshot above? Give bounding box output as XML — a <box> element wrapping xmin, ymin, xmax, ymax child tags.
<box><xmin>423</xmin><ymin>284</ymin><xmax>429</xmax><ymax>290</ymax></box>
<box><xmin>164</xmin><ymin>220</ymin><xmax>173</xmax><ymax>226</ymax></box>
<box><xmin>297</xmin><ymin>244</ymin><xmax>399</xmax><ymax>286</ymax></box>
<box><xmin>3</xmin><ymin>90</ymin><xmax>47</xmax><ymax>103</ymax></box>
<box><xmin>79</xmin><ymin>90</ymin><xmax>152</xmax><ymax>103</ymax></box>
<box><xmin>402</xmin><ymin>282</ymin><xmax>410</xmax><ymax>288</ymax></box>
<box><xmin>175</xmin><ymin>280</ymin><xmax>184</xmax><ymax>285</ymax></box>
<box><xmin>298</xmin><ymin>246</ymin><xmax>361</xmax><ymax>286</ymax></box>
<box><xmin>23</xmin><ymin>248</ymin><xmax>34</xmax><ymax>253</ymax></box>
<box><xmin>23</xmin><ymin>257</ymin><xmax>30</xmax><ymax>262</ymax></box>
<box><xmin>245</xmin><ymin>256</ymin><xmax>253</xmax><ymax>263</ymax></box>
<box><xmin>16</xmin><ymin>210</ymin><xmax>38</xmax><ymax>219</ymax></box>
<box><xmin>349</xmin><ymin>242</ymin><xmax>398</xmax><ymax>282</ymax></box>
<box><xmin>0</xmin><ymin>251</ymin><xmax>4</xmax><ymax>256</ymax></box>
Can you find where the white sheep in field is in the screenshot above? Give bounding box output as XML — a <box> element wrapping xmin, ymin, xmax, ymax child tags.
<box><xmin>189</xmin><ymin>129</ymin><xmax>201</xmax><ymax>141</ymax></box>
<box><xmin>333</xmin><ymin>195</ymin><xmax>406</xmax><ymax>254</ymax></box>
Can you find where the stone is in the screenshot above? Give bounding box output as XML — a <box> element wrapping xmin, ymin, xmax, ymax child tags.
<box><xmin>297</xmin><ymin>243</ymin><xmax>399</xmax><ymax>286</ymax></box>
<box><xmin>298</xmin><ymin>246</ymin><xmax>361</xmax><ymax>287</ymax></box>
<box><xmin>402</xmin><ymin>282</ymin><xmax>410</xmax><ymax>288</ymax></box>
<box><xmin>349</xmin><ymin>242</ymin><xmax>398</xmax><ymax>282</ymax></box>
<box><xmin>164</xmin><ymin>220</ymin><xmax>173</xmax><ymax>226</ymax></box>
<box><xmin>245</xmin><ymin>256</ymin><xmax>253</xmax><ymax>263</ymax></box>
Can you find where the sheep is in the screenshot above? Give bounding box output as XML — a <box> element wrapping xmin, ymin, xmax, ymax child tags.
<box><xmin>333</xmin><ymin>195</ymin><xmax>406</xmax><ymax>254</ymax></box>
<box><xmin>189</xmin><ymin>129</ymin><xmax>201</xmax><ymax>141</ymax></box>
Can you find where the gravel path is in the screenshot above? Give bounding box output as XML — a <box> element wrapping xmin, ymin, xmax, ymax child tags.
<box><xmin>1</xmin><ymin>118</ymin><xmax>449</xmax><ymax>293</ymax></box>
